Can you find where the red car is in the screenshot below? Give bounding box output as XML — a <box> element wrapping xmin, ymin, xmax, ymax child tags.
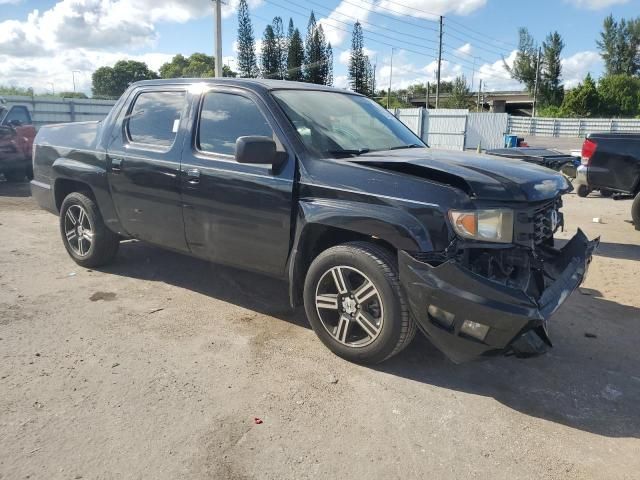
<box><xmin>0</xmin><ymin>103</ymin><xmax>36</xmax><ymax>182</ymax></box>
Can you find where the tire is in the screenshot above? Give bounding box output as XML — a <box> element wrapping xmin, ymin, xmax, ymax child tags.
<box><xmin>3</xmin><ymin>169</ymin><xmax>26</xmax><ymax>182</ymax></box>
<box><xmin>59</xmin><ymin>192</ymin><xmax>120</xmax><ymax>268</ymax></box>
<box><xmin>577</xmin><ymin>184</ymin><xmax>590</xmax><ymax>198</ymax></box>
<box><xmin>303</xmin><ymin>242</ymin><xmax>416</xmax><ymax>364</ymax></box>
<box><xmin>632</xmin><ymin>192</ymin><xmax>640</xmax><ymax>231</ymax></box>
<box><xmin>600</xmin><ymin>188</ymin><xmax>614</xmax><ymax>198</ymax></box>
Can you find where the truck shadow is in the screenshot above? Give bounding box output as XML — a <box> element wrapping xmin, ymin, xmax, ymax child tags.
<box><xmin>104</xmin><ymin>241</ymin><xmax>640</xmax><ymax>439</ymax></box>
<box><xmin>0</xmin><ymin>179</ymin><xmax>31</xmax><ymax>197</ymax></box>
<box><xmin>380</xmin><ymin>289</ymin><xmax>640</xmax><ymax>439</ymax></box>
<box><xmin>556</xmin><ymin>238</ymin><xmax>640</xmax><ymax>261</ymax></box>
<box><xmin>101</xmin><ymin>240</ymin><xmax>311</xmax><ymax>329</ymax></box>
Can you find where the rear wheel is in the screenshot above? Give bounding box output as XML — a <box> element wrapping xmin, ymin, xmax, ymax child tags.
<box><xmin>303</xmin><ymin>242</ymin><xmax>416</xmax><ymax>364</ymax></box>
<box><xmin>632</xmin><ymin>192</ymin><xmax>640</xmax><ymax>231</ymax></box>
<box><xmin>59</xmin><ymin>192</ymin><xmax>120</xmax><ymax>268</ymax></box>
<box><xmin>577</xmin><ymin>184</ymin><xmax>590</xmax><ymax>198</ymax></box>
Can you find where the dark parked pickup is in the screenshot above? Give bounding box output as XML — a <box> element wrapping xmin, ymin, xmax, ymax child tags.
<box><xmin>31</xmin><ymin>79</ymin><xmax>598</xmax><ymax>364</ymax></box>
<box><xmin>0</xmin><ymin>102</ymin><xmax>36</xmax><ymax>182</ymax></box>
<box><xmin>577</xmin><ymin>133</ymin><xmax>640</xmax><ymax>228</ymax></box>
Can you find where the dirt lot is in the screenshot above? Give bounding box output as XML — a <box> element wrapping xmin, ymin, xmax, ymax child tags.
<box><xmin>1</xmin><ymin>180</ymin><xmax>639</xmax><ymax>480</ymax></box>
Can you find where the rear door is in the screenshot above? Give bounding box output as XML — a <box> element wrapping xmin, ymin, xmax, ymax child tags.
<box><xmin>106</xmin><ymin>87</ymin><xmax>190</xmax><ymax>251</ymax></box>
<box><xmin>179</xmin><ymin>87</ymin><xmax>295</xmax><ymax>277</ymax></box>
<box><xmin>589</xmin><ymin>135</ymin><xmax>640</xmax><ymax>193</ymax></box>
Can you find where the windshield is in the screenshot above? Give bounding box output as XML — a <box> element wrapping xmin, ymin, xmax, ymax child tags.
<box><xmin>272</xmin><ymin>90</ymin><xmax>426</xmax><ymax>157</ymax></box>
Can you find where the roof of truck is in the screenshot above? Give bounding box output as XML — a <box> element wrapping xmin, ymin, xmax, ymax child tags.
<box><xmin>131</xmin><ymin>78</ymin><xmax>357</xmax><ymax>95</ymax></box>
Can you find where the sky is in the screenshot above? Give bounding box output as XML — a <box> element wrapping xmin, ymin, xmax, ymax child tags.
<box><xmin>0</xmin><ymin>0</ymin><xmax>638</xmax><ymax>95</ymax></box>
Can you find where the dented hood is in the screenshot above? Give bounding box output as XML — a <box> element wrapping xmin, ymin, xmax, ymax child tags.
<box><xmin>350</xmin><ymin>148</ymin><xmax>571</xmax><ymax>202</ymax></box>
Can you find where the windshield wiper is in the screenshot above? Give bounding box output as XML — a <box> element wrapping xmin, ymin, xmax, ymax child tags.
<box><xmin>328</xmin><ymin>148</ymin><xmax>371</xmax><ymax>156</ymax></box>
<box><xmin>389</xmin><ymin>144</ymin><xmax>423</xmax><ymax>150</ymax></box>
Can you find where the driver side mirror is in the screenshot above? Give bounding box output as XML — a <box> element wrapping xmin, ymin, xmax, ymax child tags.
<box><xmin>235</xmin><ymin>136</ymin><xmax>284</xmax><ymax>167</ymax></box>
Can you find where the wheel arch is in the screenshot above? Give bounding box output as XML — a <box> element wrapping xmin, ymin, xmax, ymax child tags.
<box><xmin>51</xmin><ymin>157</ymin><xmax>124</xmax><ymax>234</ymax></box>
<box><xmin>287</xmin><ymin>199</ymin><xmax>433</xmax><ymax>308</ymax></box>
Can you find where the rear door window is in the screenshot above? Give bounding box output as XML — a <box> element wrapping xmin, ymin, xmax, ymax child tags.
<box><xmin>127</xmin><ymin>91</ymin><xmax>186</xmax><ymax>148</ymax></box>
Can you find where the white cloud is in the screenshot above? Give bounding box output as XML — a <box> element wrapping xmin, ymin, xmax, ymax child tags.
<box><xmin>561</xmin><ymin>50</ymin><xmax>602</xmax><ymax>88</ymax></box>
<box><xmin>318</xmin><ymin>0</ymin><xmax>376</xmax><ymax>47</ymax></box>
<box><xmin>0</xmin><ymin>0</ymin><xmax>264</xmax><ymax>94</ymax></box>
<box><xmin>455</xmin><ymin>43</ymin><xmax>473</xmax><ymax>56</ymax></box>
<box><xmin>0</xmin><ymin>50</ymin><xmax>175</xmax><ymax>94</ymax></box>
<box><xmin>338</xmin><ymin>47</ymin><xmax>377</xmax><ymax>65</ymax></box>
<box><xmin>565</xmin><ymin>0</ymin><xmax>629</xmax><ymax>9</ymax></box>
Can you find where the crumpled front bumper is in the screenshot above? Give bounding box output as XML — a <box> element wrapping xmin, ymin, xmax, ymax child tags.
<box><xmin>399</xmin><ymin>229</ymin><xmax>599</xmax><ymax>363</ymax></box>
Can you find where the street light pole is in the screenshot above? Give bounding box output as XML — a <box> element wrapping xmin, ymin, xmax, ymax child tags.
<box><xmin>72</xmin><ymin>70</ymin><xmax>81</xmax><ymax>93</ymax></box>
<box><xmin>213</xmin><ymin>0</ymin><xmax>223</xmax><ymax>77</ymax></box>
<box><xmin>387</xmin><ymin>48</ymin><xmax>395</xmax><ymax>109</ymax></box>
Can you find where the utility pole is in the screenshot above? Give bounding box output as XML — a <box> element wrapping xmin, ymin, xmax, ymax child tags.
<box><xmin>532</xmin><ymin>47</ymin><xmax>541</xmax><ymax>117</ymax></box>
<box><xmin>372</xmin><ymin>55</ymin><xmax>377</xmax><ymax>97</ymax></box>
<box><xmin>470</xmin><ymin>56</ymin><xmax>477</xmax><ymax>92</ymax></box>
<box><xmin>387</xmin><ymin>48</ymin><xmax>395</xmax><ymax>109</ymax></box>
<box><xmin>213</xmin><ymin>0</ymin><xmax>223</xmax><ymax>77</ymax></box>
<box><xmin>435</xmin><ymin>15</ymin><xmax>443</xmax><ymax>108</ymax></box>
<box><xmin>426</xmin><ymin>82</ymin><xmax>430</xmax><ymax>109</ymax></box>
<box><xmin>477</xmin><ymin>79</ymin><xmax>482</xmax><ymax>112</ymax></box>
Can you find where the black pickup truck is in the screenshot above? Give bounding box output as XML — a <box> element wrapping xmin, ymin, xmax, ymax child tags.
<box><xmin>577</xmin><ymin>133</ymin><xmax>640</xmax><ymax>228</ymax></box>
<box><xmin>31</xmin><ymin>79</ymin><xmax>597</xmax><ymax>364</ymax></box>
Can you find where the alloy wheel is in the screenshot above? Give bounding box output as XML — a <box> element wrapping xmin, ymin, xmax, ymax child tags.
<box><xmin>315</xmin><ymin>266</ymin><xmax>384</xmax><ymax>347</ymax></box>
<box><xmin>64</xmin><ymin>205</ymin><xmax>94</xmax><ymax>257</ymax></box>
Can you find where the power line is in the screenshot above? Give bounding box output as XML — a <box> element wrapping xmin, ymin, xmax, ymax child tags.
<box><xmin>262</xmin><ymin>0</ymin><xmax>438</xmax><ymax>59</ymax></box>
<box><xmin>274</xmin><ymin>0</ymin><xmax>439</xmax><ymax>47</ymax></box>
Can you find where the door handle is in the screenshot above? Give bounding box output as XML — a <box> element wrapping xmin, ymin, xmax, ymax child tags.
<box><xmin>111</xmin><ymin>157</ymin><xmax>124</xmax><ymax>173</ymax></box>
<box><xmin>185</xmin><ymin>168</ymin><xmax>200</xmax><ymax>184</ymax></box>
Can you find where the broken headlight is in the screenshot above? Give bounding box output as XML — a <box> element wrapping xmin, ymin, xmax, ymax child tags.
<box><xmin>449</xmin><ymin>209</ymin><xmax>514</xmax><ymax>244</ymax></box>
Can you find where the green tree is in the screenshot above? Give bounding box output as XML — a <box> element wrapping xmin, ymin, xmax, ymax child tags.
<box><xmin>272</xmin><ymin>16</ymin><xmax>287</xmax><ymax>79</ymax></box>
<box><xmin>286</xmin><ymin>25</ymin><xmax>305</xmax><ymax>81</ymax></box>
<box><xmin>559</xmin><ymin>74</ymin><xmax>600</xmax><ymax>117</ymax></box>
<box><xmin>326</xmin><ymin>42</ymin><xmax>334</xmax><ymax>86</ymax></box>
<box><xmin>59</xmin><ymin>91</ymin><xmax>88</xmax><ymax>99</ymax></box>
<box><xmin>0</xmin><ymin>86</ymin><xmax>35</xmax><ymax>96</ymax></box>
<box><xmin>261</xmin><ymin>25</ymin><xmax>279</xmax><ymax>78</ymax></box>
<box><xmin>446</xmin><ymin>75</ymin><xmax>472</xmax><ymax>108</ymax></box>
<box><xmin>505</xmin><ymin>28</ymin><xmax>538</xmax><ymax>93</ymax></box>
<box><xmin>159</xmin><ymin>53</ymin><xmax>236</xmax><ymax>79</ymax></box>
<box><xmin>598</xmin><ymin>74</ymin><xmax>640</xmax><ymax>117</ymax></box>
<box><xmin>540</xmin><ymin>31</ymin><xmax>564</xmax><ymax>106</ymax></box>
<box><xmin>348</xmin><ymin>22</ymin><xmax>370</xmax><ymax>95</ymax></box>
<box><xmin>597</xmin><ymin>15</ymin><xmax>640</xmax><ymax>76</ymax></box>
<box><xmin>237</xmin><ymin>0</ymin><xmax>258</xmax><ymax>78</ymax></box>
<box><xmin>304</xmin><ymin>11</ymin><xmax>331</xmax><ymax>85</ymax></box>
<box><xmin>92</xmin><ymin>60</ymin><xmax>158</xmax><ymax>99</ymax></box>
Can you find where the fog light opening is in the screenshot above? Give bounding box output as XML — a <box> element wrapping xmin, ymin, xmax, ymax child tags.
<box><xmin>427</xmin><ymin>305</ymin><xmax>455</xmax><ymax>329</ymax></box>
<box><xmin>460</xmin><ymin>320</ymin><xmax>490</xmax><ymax>342</ymax></box>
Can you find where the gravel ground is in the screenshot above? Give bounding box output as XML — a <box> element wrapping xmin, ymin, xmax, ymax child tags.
<box><xmin>1</xmin><ymin>180</ymin><xmax>639</xmax><ymax>480</ymax></box>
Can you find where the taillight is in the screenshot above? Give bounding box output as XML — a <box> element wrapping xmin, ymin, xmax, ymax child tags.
<box><xmin>581</xmin><ymin>138</ymin><xmax>597</xmax><ymax>166</ymax></box>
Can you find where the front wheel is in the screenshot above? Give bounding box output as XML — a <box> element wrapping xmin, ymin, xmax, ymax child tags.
<box><xmin>59</xmin><ymin>192</ymin><xmax>120</xmax><ymax>268</ymax></box>
<box><xmin>600</xmin><ymin>188</ymin><xmax>614</xmax><ymax>198</ymax></box>
<box><xmin>632</xmin><ymin>192</ymin><xmax>640</xmax><ymax>231</ymax></box>
<box><xmin>577</xmin><ymin>184</ymin><xmax>590</xmax><ymax>198</ymax></box>
<box><xmin>303</xmin><ymin>242</ymin><xmax>416</xmax><ymax>364</ymax></box>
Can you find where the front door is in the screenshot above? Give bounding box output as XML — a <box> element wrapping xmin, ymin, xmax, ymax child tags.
<box><xmin>106</xmin><ymin>88</ymin><xmax>189</xmax><ymax>251</ymax></box>
<box><xmin>180</xmin><ymin>87</ymin><xmax>295</xmax><ymax>277</ymax></box>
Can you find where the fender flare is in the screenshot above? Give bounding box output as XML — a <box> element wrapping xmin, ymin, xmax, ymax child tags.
<box><xmin>51</xmin><ymin>157</ymin><xmax>124</xmax><ymax>234</ymax></box>
<box><xmin>287</xmin><ymin>198</ymin><xmax>434</xmax><ymax>307</ymax></box>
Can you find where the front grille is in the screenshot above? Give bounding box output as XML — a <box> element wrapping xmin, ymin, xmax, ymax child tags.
<box><xmin>515</xmin><ymin>198</ymin><xmax>563</xmax><ymax>247</ymax></box>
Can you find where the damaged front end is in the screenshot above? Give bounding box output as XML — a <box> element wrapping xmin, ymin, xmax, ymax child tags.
<box><xmin>399</xmin><ymin>208</ymin><xmax>599</xmax><ymax>363</ymax></box>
